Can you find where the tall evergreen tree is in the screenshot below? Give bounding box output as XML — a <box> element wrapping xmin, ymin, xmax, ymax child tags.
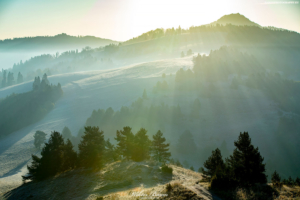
<box><xmin>78</xmin><ymin>126</ymin><xmax>105</xmax><ymax>169</ymax></box>
<box><xmin>227</xmin><ymin>132</ymin><xmax>267</xmax><ymax>186</ymax></box>
<box><xmin>33</xmin><ymin>130</ymin><xmax>47</xmax><ymax>149</ymax></box>
<box><xmin>132</xmin><ymin>128</ymin><xmax>151</xmax><ymax>162</ymax></box>
<box><xmin>1</xmin><ymin>70</ymin><xmax>6</xmax><ymax>88</ymax></box>
<box><xmin>115</xmin><ymin>126</ymin><xmax>135</xmax><ymax>160</ymax></box>
<box><xmin>152</xmin><ymin>130</ymin><xmax>171</xmax><ymax>163</ymax></box>
<box><xmin>202</xmin><ymin>148</ymin><xmax>225</xmax><ymax>177</ymax></box>
<box><xmin>27</xmin><ymin>131</ymin><xmax>65</xmax><ymax>180</ymax></box>
<box><xmin>42</xmin><ymin>73</ymin><xmax>50</xmax><ymax>85</ymax></box>
<box><xmin>61</xmin><ymin>139</ymin><xmax>77</xmax><ymax>171</ymax></box>
<box><xmin>271</xmin><ymin>170</ymin><xmax>281</xmax><ymax>184</ymax></box>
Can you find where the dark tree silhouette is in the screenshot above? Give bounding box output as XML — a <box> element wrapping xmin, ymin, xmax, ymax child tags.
<box><xmin>132</xmin><ymin>128</ymin><xmax>151</xmax><ymax>162</ymax></box>
<box><xmin>227</xmin><ymin>132</ymin><xmax>267</xmax><ymax>186</ymax></box>
<box><xmin>202</xmin><ymin>148</ymin><xmax>225</xmax><ymax>177</ymax></box>
<box><xmin>78</xmin><ymin>126</ymin><xmax>105</xmax><ymax>169</ymax></box>
<box><xmin>26</xmin><ymin>131</ymin><xmax>66</xmax><ymax>180</ymax></box>
<box><xmin>61</xmin><ymin>139</ymin><xmax>77</xmax><ymax>171</ymax></box>
<box><xmin>152</xmin><ymin>130</ymin><xmax>171</xmax><ymax>163</ymax></box>
<box><xmin>1</xmin><ymin>70</ymin><xmax>6</xmax><ymax>88</ymax></box>
<box><xmin>33</xmin><ymin>131</ymin><xmax>47</xmax><ymax>149</ymax></box>
<box><xmin>271</xmin><ymin>170</ymin><xmax>281</xmax><ymax>185</ymax></box>
<box><xmin>115</xmin><ymin>126</ymin><xmax>135</xmax><ymax>160</ymax></box>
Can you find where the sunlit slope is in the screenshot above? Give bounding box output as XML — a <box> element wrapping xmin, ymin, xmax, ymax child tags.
<box><xmin>0</xmin><ymin>57</ymin><xmax>193</xmax><ymax>194</ymax></box>
<box><xmin>0</xmin><ymin>56</ymin><xmax>284</xmax><ymax>195</ymax></box>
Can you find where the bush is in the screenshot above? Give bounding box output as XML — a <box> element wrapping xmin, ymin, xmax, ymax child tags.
<box><xmin>161</xmin><ymin>165</ymin><xmax>173</xmax><ymax>174</ymax></box>
<box><xmin>210</xmin><ymin>174</ymin><xmax>237</xmax><ymax>190</ymax></box>
<box><xmin>166</xmin><ymin>183</ymin><xmax>172</xmax><ymax>192</ymax></box>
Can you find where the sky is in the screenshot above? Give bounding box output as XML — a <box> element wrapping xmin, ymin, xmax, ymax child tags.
<box><xmin>0</xmin><ymin>0</ymin><xmax>300</xmax><ymax>41</ymax></box>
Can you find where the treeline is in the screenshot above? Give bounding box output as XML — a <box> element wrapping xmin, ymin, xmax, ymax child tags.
<box><xmin>0</xmin><ymin>74</ymin><xmax>63</xmax><ymax>137</ymax></box>
<box><xmin>86</xmin><ymin>97</ymin><xmax>183</xmax><ymax>136</ymax></box>
<box><xmin>193</xmin><ymin>46</ymin><xmax>263</xmax><ymax>81</ymax></box>
<box><xmin>231</xmin><ymin>72</ymin><xmax>300</xmax><ymax>114</ymax></box>
<box><xmin>0</xmin><ymin>70</ymin><xmax>23</xmax><ymax>88</ymax></box>
<box><xmin>199</xmin><ymin>132</ymin><xmax>300</xmax><ymax>199</ymax></box>
<box><xmin>25</xmin><ymin>126</ymin><xmax>171</xmax><ymax>181</ymax></box>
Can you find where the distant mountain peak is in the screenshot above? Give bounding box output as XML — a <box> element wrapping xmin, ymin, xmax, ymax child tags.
<box><xmin>211</xmin><ymin>13</ymin><xmax>260</xmax><ymax>27</ymax></box>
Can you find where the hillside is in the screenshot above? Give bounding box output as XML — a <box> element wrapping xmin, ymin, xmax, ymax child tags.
<box><xmin>0</xmin><ymin>33</ymin><xmax>118</xmax><ymax>52</ymax></box>
<box><xmin>209</xmin><ymin>13</ymin><xmax>260</xmax><ymax>27</ymax></box>
<box><xmin>3</xmin><ymin>161</ymin><xmax>219</xmax><ymax>200</ymax></box>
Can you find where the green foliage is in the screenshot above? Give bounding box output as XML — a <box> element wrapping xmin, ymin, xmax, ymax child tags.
<box><xmin>152</xmin><ymin>130</ymin><xmax>171</xmax><ymax>163</ymax></box>
<box><xmin>78</xmin><ymin>126</ymin><xmax>105</xmax><ymax>169</ymax></box>
<box><xmin>271</xmin><ymin>170</ymin><xmax>281</xmax><ymax>185</ymax></box>
<box><xmin>0</xmin><ymin>76</ymin><xmax>63</xmax><ymax>137</ymax></box>
<box><xmin>25</xmin><ymin>131</ymin><xmax>77</xmax><ymax>181</ymax></box>
<box><xmin>227</xmin><ymin>132</ymin><xmax>267</xmax><ymax>186</ymax></box>
<box><xmin>161</xmin><ymin>165</ymin><xmax>173</xmax><ymax>174</ymax></box>
<box><xmin>86</xmin><ymin>98</ymin><xmax>183</xmax><ymax>136</ymax></box>
<box><xmin>33</xmin><ymin>131</ymin><xmax>47</xmax><ymax>149</ymax></box>
<box><xmin>115</xmin><ymin>127</ymin><xmax>151</xmax><ymax>162</ymax></box>
<box><xmin>190</xmin><ymin>166</ymin><xmax>194</xmax><ymax>171</ymax></box>
<box><xmin>166</xmin><ymin>183</ymin><xmax>173</xmax><ymax>192</ymax></box>
<box><xmin>202</xmin><ymin>148</ymin><xmax>225</xmax><ymax>177</ymax></box>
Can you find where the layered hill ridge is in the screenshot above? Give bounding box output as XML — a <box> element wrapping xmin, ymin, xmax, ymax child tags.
<box><xmin>0</xmin><ymin>33</ymin><xmax>119</xmax><ymax>52</ymax></box>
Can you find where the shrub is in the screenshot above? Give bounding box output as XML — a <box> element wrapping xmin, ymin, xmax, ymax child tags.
<box><xmin>161</xmin><ymin>165</ymin><xmax>173</xmax><ymax>174</ymax></box>
<box><xmin>166</xmin><ymin>183</ymin><xmax>172</xmax><ymax>192</ymax></box>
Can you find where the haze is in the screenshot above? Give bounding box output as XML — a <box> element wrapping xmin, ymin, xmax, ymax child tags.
<box><xmin>0</xmin><ymin>0</ymin><xmax>300</xmax><ymax>41</ymax></box>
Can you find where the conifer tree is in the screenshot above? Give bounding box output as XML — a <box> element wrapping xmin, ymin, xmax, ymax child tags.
<box><xmin>202</xmin><ymin>148</ymin><xmax>225</xmax><ymax>177</ymax></box>
<box><xmin>132</xmin><ymin>128</ymin><xmax>151</xmax><ymax>162</ymax></box>
<box><xmin>227</xmin><ymin>132</ymin><xmax>267</xmax><ymax>185</ymax></box>
<box><xmin>61</xmin><ymin>139</ymin><xmax>77</xmax><ymax>171</ymax></box>
<box><xmin>27</xmin><ymin>131</ymin><xmax>65</xmax><ymax>180</ymax></box>
<box><xmin>152</xmin><ymin>130</ymin><xmax>171</xmax><ymax>163</ymax></box>
<box><xmin>115</xmin><ymin>126</ymin><xmax>135</xmax><ymax>160</ymax></box>
<box><xmin>271</xmin><ymin>170</ymin><xmax>281</xmax><ymax>184</ymax></box>
<box><xmin>78</xmin><ymin>126</ymin><xmax>105</xmax><ymax>169</ymax></box>
<box><xmin>33</xmin><ymin>130</ymin><xmax>47</xmax><ymax>149</ymax></box>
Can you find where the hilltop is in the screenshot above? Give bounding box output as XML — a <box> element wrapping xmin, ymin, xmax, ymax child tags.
<box><xmin>3</xmin><ymin>161</ymin><xmax>219</xmax><ymax>200</ymax></box>
<box><xmin>0</xmin><ymin>33</ymin><xmax>118</xmax><ymax>52</ymax></box>
<box><xmin>209</xmin><ymin>13</ymin><xmax>260</xmax><ymax>27</ymax></box>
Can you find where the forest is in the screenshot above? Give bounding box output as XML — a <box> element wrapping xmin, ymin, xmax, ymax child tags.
<box><xmin>0</xmin><ymin>74</ymin><xmax>63</xmax><ymax>137</ymax></box>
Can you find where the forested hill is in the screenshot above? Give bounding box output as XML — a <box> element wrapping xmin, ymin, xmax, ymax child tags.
<box><xmin>0</xmin><ymin>33</ymin><xmax>118</xmax><ymax>52</ymax></box>
<box><xmin>209</xmin><ymin>13</ymin><xmax>260</xmax><ymax>27</ymax></box>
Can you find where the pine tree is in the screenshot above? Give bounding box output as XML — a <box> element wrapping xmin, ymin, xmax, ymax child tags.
<box><xmin>202</xmin><ymin>148</ymin><xmax>225</xmax><ymax>177</ymax></box>
<box><xmin>33</xmin><ymin>130</ymin><xmax>47</xmax><ymax>149</ymax></box>
<box><xmin>78</xmin><ymin>126</ymin><xmax>105</xmax><ymax>169</ymax></box>
<box><xmin>132</xmin><ymin>128</ymin><xmax>151</xmax><ymax>162</ymax></box>
<box><xmin>152</xmin><ymin>130</ymin><xmax>171</xmax><ymax>163</ymax></box>
<box><xmin>61</xmin><ymin>139</ymin><xmax>77</xmax><ymax>171</ymax></box>
<box><xmin>27</xmin><ymin>131</ymin><xmax>65</xmax><ymax>180</ymax></box>
<box><xmin>227</xmin><ymin>132</ymin><xmax>267</xmax><ymax>186</ymax></box>
<box><xmin>115</xmin><ymin>126</ymin><xmax>135</xmax><ymax>160</ymax></box>
<box><xmin>190</xmin><ymin>166</ymin><xmax>194</xmax><ymax>171</ymax></box>
<box><xmin>271</xmin><ymin>170</ymin><xmax>281</xmax><ymax>184</ymax></box>
<box><xmin>42</xmin><ymin>73</ymin><xmax>50</xmax><ymax>85</ymax></box>
<box><xmin>104</xmin><ymin>138</ymin><xmax>119</xmax><ymax>162</ymax></box>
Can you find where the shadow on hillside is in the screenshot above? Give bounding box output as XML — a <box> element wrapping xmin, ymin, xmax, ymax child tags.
<box><xmin>4</xmin><ymin>165</ymin><xmax>173</xmax><ymax>200</ymax></box>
